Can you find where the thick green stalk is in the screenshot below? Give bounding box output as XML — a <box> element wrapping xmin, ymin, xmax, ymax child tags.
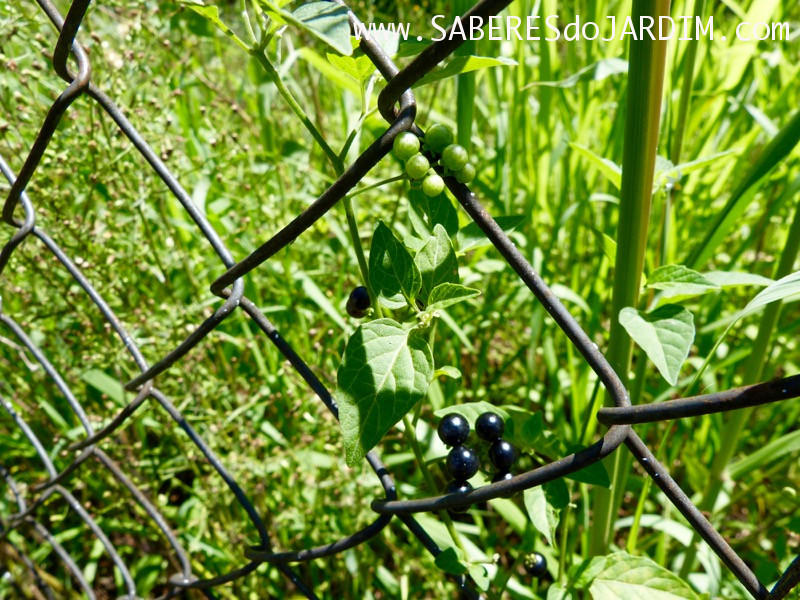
<box><xmin>454</xmin><ymin>0</ymin><xmax>476</xmax><ymax>150</ymax></box>
<box><xmin>679</xmin><ymin>199</ymin><xmax>800</xmax><ymax>576</ymax></box>
<box><xmin>589</xmin><ymin>0</ymin><xmax>671</xmax><ymax>556</ymax></box>
<box><xmin>253</xmin><ymin>49</ymin><xmax>342</xmax><ymax>173</ymax></box>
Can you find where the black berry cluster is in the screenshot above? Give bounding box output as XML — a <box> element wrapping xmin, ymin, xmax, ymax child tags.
<box><xmin>392</xmin><ymin>124</ymin><xmax>475</xmax><ymax>198</ymax></box>
<box><xmin>437</xmin><ymin>410</ymin><xmax>517</xmax><ymax>511</ymax></box>
<box><xmin>346</xmin><ymin>286</ymin><xmax>371</xmax><ymax>318</ymax></box>
<box><xmin>476</xmin><ymin>411</ymin><xmax>517</xmax><ymax>484</ymax></box>
<box><xmin>437</xmin><ymin>413</ymin><xmax>477</xmax><ymax>513</ymax></box>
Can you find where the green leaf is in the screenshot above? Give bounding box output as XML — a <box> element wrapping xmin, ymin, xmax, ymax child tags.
<box><xmin>425</xmin><ymin>283</ymin><xmax>480</xmax><ymax>312</ymax></box>
<box><xmin>646</xmin><ymin>264</ymin><xmax>720</xmax><ymax>299</ymax></box>
<box><xmin>369</xmin><ymin>221</ymin><xmax>421</xmax><ymax>305</ymax></box>
<box><xmin>586</xmin><ymin>552</ymin><xmax>701</xmax><ymax>599</ymax></box>
<box><xmin>737</xmin><ymin>270</ymin><xmax>800</xmax><ymax>320</ymax></box>
<box><xmin>433</xmin><ymin>366</ymin><xmax>462</xmax><ymax>380</ymax></box>
<box><xmin>297</xmin><ymin>48</ymin><xmax>360</xmax><ymax>95</ymax></box>
<box><xmin>619</xmin><ymin>305</ymin><xmax>695</xmax><ymax>386</ymax></box>
<box><xmin>524</xmin><ymin>486</ymin><xmax>560</xmax><ymax>546</ymax></box>
<box><xmin>457</xmin><ymin>216</ymin><xmax>524</xmax><ymax>252</ymax></box>
<box><xmin>335</xmin><ymin>319</ymin><xmax>434</xmax><ymax>467</ymax></box>
<box><xmin>434</xmin><ymin>547</ymin><xmax>468</xmax><ymax>576</ymax></box>
<box><xmin>524</xmin><ymin>57</ymin><xmax>627</xmax><ymax>89</ymax></box>
<box><xmin>570</xmin><ymin>144</ymin><xmax>622</xmax><ymax>190</ymax></box>
<box><xmin>434</xmin><ymin>401</ymin><xmax>509</xmax><ymax>423</ymax></box>
<box><xmin>257</xmin><ymin>0</ymin><xmax>352</xmax><ymax>55</ymax></box>
<box><xmin>180</xmin><ymin>1</ymin><xmax>249</xmax><ymax>51</ymax></box>
<box><xmin>547</xmin><ymin>584</ymin><xmax>574</xmax><ymax>600</ymax></box>
<box><xmin>327</xmin><ymin>53</ymin><xmax>374</xmax><ymax>83</ymax></box>
<box><xmin>408</xmin><ymin>188</ymin><xmax>459</xmax><ymax>238</ymax></box>
<box><xmin>414</xmin><ymin>56</ymin><xmax>517</xmax><ymax>87</ymax></box>
<box><xmin>703</xmin><ymin>271</ymin><xmax>773</xmax><ymax>288</ymax></box>
<box><xmin>563</xmin><ymin>448</ymin><xmax>611</xmax><ymax>488</ymax></box>
<box><xmin>414</xmin><ymin>225</ymin><xmax>459</xmax><ymax>301</ymax></box>
<box><xmin>468</xmin><ymin>564</ymin><xmax>490</xmax><ymax>591</ymax></box>
<box><xmin>81</xmin><ymin>370</ymin><xmax>124</xmax><ymax>405</ymax></box>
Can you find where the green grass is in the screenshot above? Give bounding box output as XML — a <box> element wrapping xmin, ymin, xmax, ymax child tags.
<box><xmin>1</xmin><ymin>0</ymin><xmax>800</xmax><ymax>598</ymax></box>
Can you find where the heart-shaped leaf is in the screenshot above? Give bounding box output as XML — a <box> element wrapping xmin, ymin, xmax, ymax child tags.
<box><xmin>258</xmin><ymin>0</ymin><xmax>353</xmax><ymax>56</ymax></box>
<box><xmin>369</xmin><ymin>221</ymin><xmax>421</xmax><ymax>305</ymax></box>
<box><xmin>414</xmin><ymin>224</ymin><xmax>459</xmax><ymax>301</ymax></box>
<box><xmin>619</xmin><ymin>305</ymin><xmax>695</xmax><ymax>386</ymax></box>
<box><xmin>336</xmin><ymin>319</ymin><xmax>433</xmax><ymax>467</ymax></box>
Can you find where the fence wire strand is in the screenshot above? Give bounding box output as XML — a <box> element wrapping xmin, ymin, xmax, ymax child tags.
<box><xmin>1</xmin><ymin>0</ymin><xmax>799</xmax><ymax>598</ymax></box>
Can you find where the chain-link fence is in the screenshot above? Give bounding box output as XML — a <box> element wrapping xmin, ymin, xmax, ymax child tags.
<box><xmin>2</xmin><ymin>0</ymin><xmax>799</xmax><ymax>598</ymax></box>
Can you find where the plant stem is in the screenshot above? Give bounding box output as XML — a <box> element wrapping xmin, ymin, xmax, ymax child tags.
<box><xmin>558</xmin><ymin>491</ymin><xmax>573</xmax><ymax>584</ymax></box>
<box><xmin>343</xmin><ymin>196</ymin><xmax>381</xmax><ymax>316</ymax></box>
<box><xmin>402</xmin><ymin>415</ymin><xmax>467</xmax><ymax>555</ymax></box>
<box><xmin>679</xmin><ymin>198</ymin><xmax>800</xmax><ymax>576</ymax></box>
<box><xmin>590</xmin><ymin>0</ymin><xmax>671</xmax><ymax>557</ymax></box>
<box><xmin>253</xmin><ymin>47</ymin><xmax>378</xmax><ymax>308</ymax></box>
<box><xmin>253</xmin><ymin>49</ymin><xmax>343</xmax><ymax>174</ymax></box>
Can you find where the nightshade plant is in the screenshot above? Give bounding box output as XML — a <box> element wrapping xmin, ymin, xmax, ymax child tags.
<box><xmin>335</xmin><ymin>218</ymin><xmax>480</xmax><ymax>467</ymax></box>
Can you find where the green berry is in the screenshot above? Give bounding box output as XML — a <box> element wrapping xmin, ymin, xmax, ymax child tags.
<box><xmin>425</xmin><ymin>124</ymin><xmax>454</xmax><ymax>154</ymax></box>
<box><xmin>456</xmin><ymin>163</ymin><xmax>476</xmax><ymax>184</ymax></box>
<box><xmin>393</xmin><ymin>132</ymin><xmax>420</xmax><ymax>161</ymax></box>
<box><xmin>442</xmin><ymin>144</ymin><xmax>469</xmax><ymax>172</ymax></box>
<box><xmin>422</xmin><ymin>174</ymin><xmax>445</xmax><ymax>197</ymax></box>
<box><xmin>405</xmin><ymin>153</ymin><xmax>430</xmax><ymax>180</ymax></box>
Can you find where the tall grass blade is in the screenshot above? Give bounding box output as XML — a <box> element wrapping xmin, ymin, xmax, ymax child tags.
<box><xmin>589</xmin><ymin>0</ymin><xmax>672</xmax><ymax>557</ymax></box>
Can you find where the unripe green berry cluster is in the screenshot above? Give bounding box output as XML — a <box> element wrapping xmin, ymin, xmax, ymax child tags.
<box><xmin>391</xmin><ymin>124</ymin><xmax>475</xmax><ymax>198</ymax></box>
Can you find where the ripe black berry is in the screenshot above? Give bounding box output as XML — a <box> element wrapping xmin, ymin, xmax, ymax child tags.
<box><xmin>475</xmin><ymin>412</ymin><xmax>504</xmax><ymax>442</ymax></box>
<box><xmin>444</xmin><ymin>480</ymin><xmax>472</xmax><ymax>513</ymax></box>
<box><xmin>488</xmin><ymin>439</ymin><xmax>516</xmax><ymax>472</ymax></box>
<box><xmin>446</xmin><ymin>445</ymin><xmax>479</xmax><ymax>481</ymax></box>
<box><xmin>437</xmin><ymin>413</ymin><xmax>469</xmax><ymax>446</ymax></box>
<box><xmin>524</xmin><ymin>552</ymin><xmax>548</xmax><ymax>578</ymax></box>
<box><xmin>346</xmin><ymin>286</ymin><xmax>371</xmax><ymax>318</ymax></box>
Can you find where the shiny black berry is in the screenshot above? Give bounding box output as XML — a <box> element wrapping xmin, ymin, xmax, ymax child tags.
<box><xmin>444</xmin><ymin>480</ymin><xmax>473</xmax><ymax>513</ymax></box>
<box><xmin>437</xmin><ymin>413</ymin><xmax>470</xmax><ymax>446</ymax></box>
<box><xmin>476</xmin><ymin>412</ymin><xmax>505</xmax><ymax>442</ymax></box>
<box><xmin>446</xmin><ymin>445</ymin><xmax>479</xmax><ymax>481</ymax></box>
<box><xmin>346</xmin><ymin>286</ymin><xmax>371</xmax><ymax>318</ymax></box>
<box><xmin>488</xmin><ymin>439</ymin><xmax>516</xmax><ymax>473</ymax></box>
<box><xmin>524</xmin><ymin>552</ymin><xmax>548</xmax><ymax>578</ymax></box>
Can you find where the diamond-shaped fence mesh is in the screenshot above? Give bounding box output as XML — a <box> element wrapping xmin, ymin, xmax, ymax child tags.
<box><xmin>1</xmin><ymin>1</ymin><xmax>799</xmax><ymax>598</ymax></box>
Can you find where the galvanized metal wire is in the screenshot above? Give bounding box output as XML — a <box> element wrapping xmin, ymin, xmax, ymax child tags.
<box><xmin>1</xmin><ymin>0</ymin><xmax>799</xmax><ymax>598</ymax></box>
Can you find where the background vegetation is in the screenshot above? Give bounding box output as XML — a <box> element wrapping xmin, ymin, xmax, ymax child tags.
<box><xmin>1</xmin><ymin>0</ymin><xmax>799</xmax><ymax>598</ymax></box>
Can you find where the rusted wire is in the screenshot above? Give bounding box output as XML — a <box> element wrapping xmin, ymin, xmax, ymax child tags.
<box><xmin>1</xmin><ymin>0</ymin><xmax>798</xmax><ymax>598</ymax></box>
